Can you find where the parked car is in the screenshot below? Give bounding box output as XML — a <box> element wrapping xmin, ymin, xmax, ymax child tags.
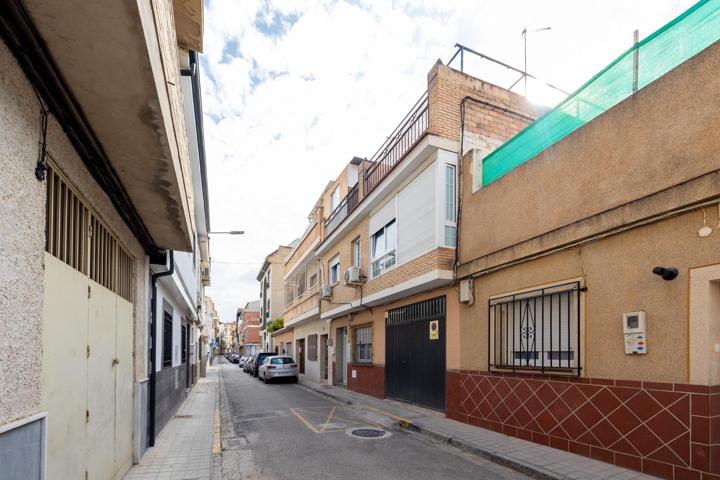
<box><xmin>230</xmin><ymin>353</ymin><xmax>240</xmax><ymax>364</ymax></box>
<box><xmin>244</xmin><ymin>355</ymin><xmax>256</xmax><ymax>373</ymax></box>
<box><xmin>258</xmin><ymin>356</ymin><xmax>298</xmax><ymax>383</ymax></box>
<box><xmin>251</xmin><ymin>352</ymin><xmax>276</xmax><ymax>377</ymax></box>
<box><xmin>241</xmin><ymin>355</ymin><xmax>251</xmax><ymax>368</ymax></box>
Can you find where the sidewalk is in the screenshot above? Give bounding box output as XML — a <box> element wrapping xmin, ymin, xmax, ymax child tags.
<box><xmin>299</xmin><ymin>380</ymin><xmax>656</xmax><ymax>480</ymax></box>
<box><xmin>123</xmin><ymin>365</ymin><xmax>219</xmax><ymax>480</ymax></box>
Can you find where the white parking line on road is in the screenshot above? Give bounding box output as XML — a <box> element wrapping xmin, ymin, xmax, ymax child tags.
<box><xmin>290</xmin><ymin>406</ymin><xmax>384</xmax><ymax>434</ymax></box>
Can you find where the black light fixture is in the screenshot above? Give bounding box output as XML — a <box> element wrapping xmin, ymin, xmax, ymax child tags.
<box><xmin>652</xmin><ymin>266</ymin><xmax>678</xmax><ymax>281</ymax></box>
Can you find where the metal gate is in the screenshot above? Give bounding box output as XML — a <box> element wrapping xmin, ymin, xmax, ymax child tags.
<box><xmin>385</xmin><ymin>296</ymin><xmax>446</xmax><ymax>410</ymax></box>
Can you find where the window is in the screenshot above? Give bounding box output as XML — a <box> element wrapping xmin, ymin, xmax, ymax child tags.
<box><xmin>271</xmin><ymin>357</ymin><xmax>295</xmax><ymax>365</ymax></box>
<box><xmin>331</xmin><ymin>186</ymin><xmax>340</xmax><ymax>211</ymax></box>
<box><xmin>489</xmin><ymin>282</ymin><xmax>581</xmax><ymax>374</ymax></box>
<box><xmin>444</xmin><ymin>164</ymin><xmax>457</xmax><ymax>248</ymax></box>
<box><xmin>371</xmin><ymin>220</ymin><xmax>396</xmax><ymax>277</ymax></box>
<box><xmin>162</xmin><ymin>309</ymin><xmax>173</xmax><ymax>368</ymax></box>
<box><xmin>354</xmin><ymin>325</ymin><xmax>372</xmax><ymax>364</ymax></box>
<box><xmin>181</xmin><ymin>324</ymin><xmax>187</xmax><ymax>363</ymax></box>
<box><xmin>44</xmin><ymin>166</ymin><xmax>134</xmax><ymax>301</ymax></box>
<box><xmin>329</xmin><ymin>255</ymin><xmax>340</xmax><ymax>284</ymax></box>
<box><xmin>307</xmin><ymin>334</ymin><xmax>318</xmax><ymax>361</ymax></box>
<box><xmin>352</xmin><ymin>238</ymin><xmax>361</xmax><ymax>268</ymax></box>
<box><xmin>444</xmin><ymin>225</ymin><xmax>457</xmax><ymax>247</ymax></box>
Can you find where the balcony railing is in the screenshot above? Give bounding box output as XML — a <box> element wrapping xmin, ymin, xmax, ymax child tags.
<box><xmin>324</xmin><ymin>92</ymin><xmax>429</xmax><ymax>237</ymax></box>
<box><xmin>324</xmin><ymin>183</ymin><xmax>359</xmax><ymax>235</ymax></box>
<box><xmin>200</xmin><ymin>263</ymin><xmax>211</xmax><ymax>286</ymax></box>
<box><xmin>364</xmin><ymin>92</ymin><xmax>429</xmax><ymax>197</ymax></box>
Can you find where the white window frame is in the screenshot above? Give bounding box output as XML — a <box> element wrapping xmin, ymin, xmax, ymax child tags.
<box><xmin>354</xmin><ymin>324</ymin><xmax>372</xmax><ymax>364</ymax></box>
<box><xmin>330</xmin><ymin>186</ymin><xmax>340</xmax><ymax>211</ymax></box>
<box><xmin>443</xmin><ymin>163</ymin><xmax>457</xmax><ymax>248</ymax></box>
<box><xmin>352</xmin><ymin>238</ymin><xmax>361</xmax><ymax>268</ymax></box>
<box><xmin>329</xmin><ymin>255</ymin><xmax>340</xmax><ymax>285</ymax></box>
<box><xmin>370</xmin><ymin>219</ymin><xmax>397</xmax><ymax>278</ymax></box>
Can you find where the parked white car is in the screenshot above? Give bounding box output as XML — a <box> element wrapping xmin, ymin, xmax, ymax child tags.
<box><xmin>258</xmin><ymin>355</ymin><xmax>298</xmax><ymax>383</ymax></box>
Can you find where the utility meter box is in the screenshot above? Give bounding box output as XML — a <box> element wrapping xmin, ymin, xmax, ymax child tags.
<box><xmin>623</xmin><ymin>311</ymin><xmax>647</xmax><ymax>355</ymax></box>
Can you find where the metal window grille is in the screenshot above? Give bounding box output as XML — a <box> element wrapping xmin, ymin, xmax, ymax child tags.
<box><xmin>354</xmin><ymin>325</ymin><xmax>372</xmax><ymax>364</ymax></box>
<box><xmin>307</xmin><ymin>334</ymin><xmax>318</xmax><ymax>361</ymax></box>
<box><xmin>45</xmin><ymin>165</ymin><xmax>133</xmax><ymax>301</ymax></box>
<box><xmin>181</xmin><ymin>324</ymin><xmax>187</xmax><ymax>364</ymax></box>
<box><xmin>489</xmin><ymin>282</ymin><xmax>582</xmax><ymax>375</ymax></box>
<box><xmin>162</xmin><ymin>310</ymin><xmax>173</xmax><ymax>368</ymax></box>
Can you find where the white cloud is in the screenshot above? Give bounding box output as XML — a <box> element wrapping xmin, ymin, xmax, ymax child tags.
<box><xmin>201</xmin><ymin>0</ymin><xmax>696</xmax><ymax>322</ymax></box>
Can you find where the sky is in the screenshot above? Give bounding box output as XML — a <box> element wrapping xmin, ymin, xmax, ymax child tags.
<box><xmin>201</xmin><ymin>0</ymin><xmax>697</xmax><ymax>323</ymax></box>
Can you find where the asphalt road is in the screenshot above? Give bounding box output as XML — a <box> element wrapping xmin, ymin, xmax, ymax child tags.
<box><xmin>219</xmin><ymin>361</ymin><xmax>530</xmax><ymax>480</ymax></box>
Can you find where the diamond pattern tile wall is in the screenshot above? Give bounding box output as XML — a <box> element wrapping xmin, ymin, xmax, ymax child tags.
<box><xmin>446</xmin><ymin>371</ymin><xmax>720</xmax><ymax>480</ymax></box>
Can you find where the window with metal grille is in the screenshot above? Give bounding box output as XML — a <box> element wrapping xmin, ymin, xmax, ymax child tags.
<box><xmin>354</xmin><ymin>325</ymin><xmax>372</xmax><ymax>364</ymax></box>
<box><xmin>181</xmin><ymin>324</ymin><xmax>187</xmax><ymax>364</ymax></box>
<box><xmin>307</xmin><ymin>334</ymin><xmax>318</xmax><ymax>361</ymax></box>
<box><xmin>45</xmin><ymin>165</ymin><xmax>133</xmax><ymax>301</ymax></box>
<box><xmin>163</xmin><ymin>310</ymin><xmax>173</xmax><ymax>368</ymax></box>
<box><xmin>489</xmin><ymin>282</ymin><xmax>582</xmax><ymax>375</ymax></box>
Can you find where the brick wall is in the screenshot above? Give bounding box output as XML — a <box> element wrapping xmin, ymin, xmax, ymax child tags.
<box><xmin>363</xmin><ymin>248</ymin><xmax>454</xmax><ymax>297</ymax></box>
<box><xmin>427</xmin><ymin>63</ymin><xmax>543</xmax><ymax>148</ymax></box>
<box><xmin>284</xmin><ymin>285</ymin><xmax>319</xmax><ymax>324</ymax></box>
<box><xmin>447</xmin><ymin>370</ymin><xmax>720</xmax><ymax>480</ymax></box>
<box><xmin>321</xmin><ymin>217</ymin><xmax>368</xmax><ymax>305</ymax></box>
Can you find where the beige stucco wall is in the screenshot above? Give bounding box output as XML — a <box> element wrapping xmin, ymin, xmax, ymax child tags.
<box><xmin>0</xmin><ymin>39</ymin><xmax>46</xmax><ymax>427</ymax></box>
<box><xmin>329</xmin><ymin>286</ymin><xmax>460</xmax><ymax>370</ymax></box>
<box><xmin>462</xmin><ymin>210</ymin><xmax>720</xmax><ymax>384</ymax></box>
<box><xmin>459</xmin><ymin>40</ymin><xmax>720</xmax><ymax>266</ymax></box>
<box><xmin>689</xmin><ymin>264</ymin><xmax>720</xmax><ymax>385</ymax></box>
<box><xmin>0</xmin><ymin>37</ymin><xmax>148</xmax><ymax>428</ymax></box>
<box><xmin>292</xmin><ymin>318</ymin><xmax>328</xmax><ymax>382</ymax></box>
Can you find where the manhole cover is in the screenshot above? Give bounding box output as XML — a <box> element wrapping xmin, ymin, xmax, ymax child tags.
<box><xmin>175</xmin><ymin>414</ymin><xmax>193</xmax><ymax>419</ymax></box>
<box><xmin>348</xmin><ymin>428</ymin><xmax>389</xmax><ymax>439</ymax></box>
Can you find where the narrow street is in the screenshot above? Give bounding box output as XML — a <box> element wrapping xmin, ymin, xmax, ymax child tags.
<box><xmin>217</xmin><ymin>361</ymin><xmax>531</xmax><ymax>480</ymax></box>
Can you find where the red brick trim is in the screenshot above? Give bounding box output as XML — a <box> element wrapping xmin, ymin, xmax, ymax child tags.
<box><xmin>447</xmin><ymin>371</ymin><xmax>720</xmax><ymax>479</ymax></box>
<box><xmin>347</xmin><ymin>363</ymin><xmax>384</xmax><ymax>399</ymax></box>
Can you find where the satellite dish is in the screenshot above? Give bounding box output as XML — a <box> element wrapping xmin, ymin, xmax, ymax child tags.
<box><xmin>698</xmin><ymin>225</ymin><xmax>713</xmax><ymax>238</ymax></box>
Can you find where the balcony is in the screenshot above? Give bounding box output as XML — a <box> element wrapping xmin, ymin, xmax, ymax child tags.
<box><xmin>324</xmin><ymin>92</ymin><xmax>429</xmax><ymax>236</ymax></box>
<box><xmin>201</xmin><ymin>262</ymin><xmax>211</xmax><ymax>286</ymax></box>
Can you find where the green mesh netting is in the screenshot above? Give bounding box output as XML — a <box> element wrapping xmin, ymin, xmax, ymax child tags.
<box><xmin>481</xmin><ymin>0</ymin><xmax>720</xmax><ymax>186</ymax></box>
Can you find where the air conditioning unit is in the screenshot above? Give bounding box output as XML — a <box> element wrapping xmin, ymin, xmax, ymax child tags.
<box><xmin>344</xmin><ymin>266</ymin><xmax>365</xmax><ymax>285</ymax></box>
<box><xmin>459</xmin><ymin>278</ymin><xmax>474</xmax><ymax>305</ymax></box>
<box><xmin>319</xmin><ymin>285</ymin><xmax>333</xmax><ymax>300</ymax></box>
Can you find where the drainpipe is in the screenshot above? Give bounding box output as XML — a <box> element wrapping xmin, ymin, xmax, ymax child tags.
<box><xmin>148</xmin><ymin>251</ymin><xmax>174</xmax><ymax>447</ymax></box>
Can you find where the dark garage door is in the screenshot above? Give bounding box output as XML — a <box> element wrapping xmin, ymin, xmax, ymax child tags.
<box><xmin>385</xmin><ymin>296</ymin><xmax>446</xmax><ymax>411</ymax></box>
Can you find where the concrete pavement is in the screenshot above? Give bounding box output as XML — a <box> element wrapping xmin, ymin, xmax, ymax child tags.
<box><xmin>299</xmin><ymin>379</ymin><xmax>657</xmax><ymax>480</ymax></box>
<box><xmin>219</xmin><ymin>361</ymin><xmax>531</xmax><ymax>480</ymax></box>
<box><xmin>123</xmin><ymin>365</ymin><xmax>219</xmax><ymax>480</ymax></box>
<box><xmin>122</xmin><ymin>359</ymin><xmax>657</xmax><ymax>480</ymax></box>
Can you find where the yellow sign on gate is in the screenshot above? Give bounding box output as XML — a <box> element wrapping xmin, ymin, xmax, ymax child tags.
<box><xmin>429</xmin><ymin>320</ymin><xmax>439</xmax><ymax>340</ymax></box>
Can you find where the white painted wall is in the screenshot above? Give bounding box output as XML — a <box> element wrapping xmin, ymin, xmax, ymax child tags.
<box><xmin>156</xmin><ymin>282</ymin><xmax>193</xmax><ymax>371</ymax></box>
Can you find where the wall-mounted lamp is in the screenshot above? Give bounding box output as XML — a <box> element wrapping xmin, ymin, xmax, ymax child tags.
<box><xmin>652</xmin><ymin>266</ymin><xmax>678</xmax><ymax>281</ymax></box>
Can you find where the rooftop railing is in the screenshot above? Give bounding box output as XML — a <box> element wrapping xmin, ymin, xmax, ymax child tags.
<box><xmin>473</xmin><ymin>0</ymin><xmax>720</xmax><ymax>187</ymax></box>
<box><xmin>363</xmin><ymin>91</ymin><xmax>429</xmax><ymax>197</ymax></box>
<box><xmin>324</xmin><ymin>92</ymin><xmax>429</xmax><ymax>236</ymax></box>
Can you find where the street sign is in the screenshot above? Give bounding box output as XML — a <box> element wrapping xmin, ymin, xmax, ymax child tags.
<box><xmin>429</xmin><ymin>320</ymin><xmax>439</xmax><ymax>340</ymax></box>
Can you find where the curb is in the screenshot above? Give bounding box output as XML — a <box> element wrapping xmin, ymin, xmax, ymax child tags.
<box><xmin>396</xmin><ymin>422</ymin><xmax>563</xmax><ymax>480</ymax></box>
<box><xmin>298</xmin><ymin>381</ymin><xmax>563</xmax><ymax>480</ymax></box>
<box><xmin>297</xmin><ymin>381</ymin><xmax>352</xmax><ymax>405</ymax></box>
